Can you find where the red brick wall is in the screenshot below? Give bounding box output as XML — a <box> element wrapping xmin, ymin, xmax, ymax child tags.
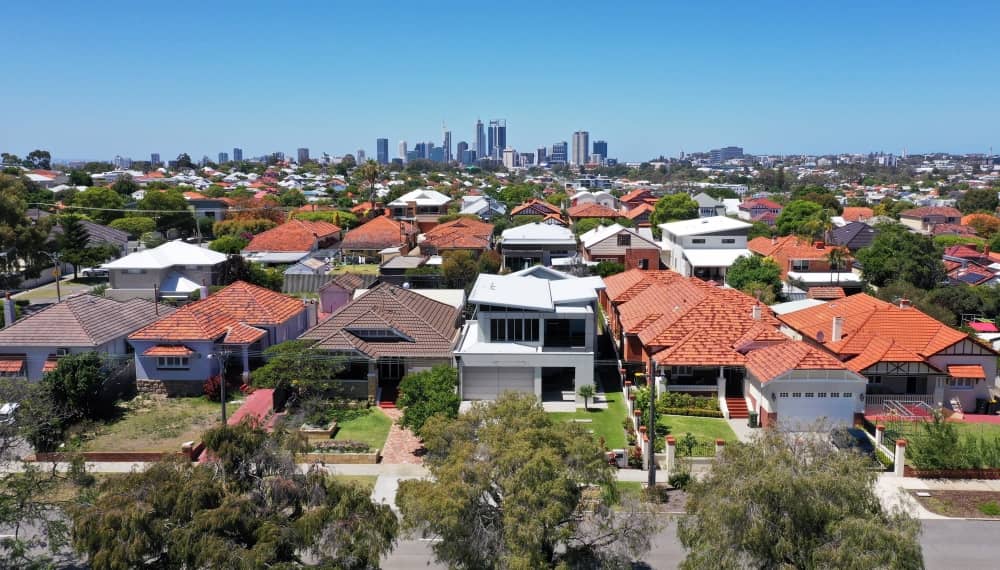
<box><xmin>625</xmin><ymin>336</ymin><xmax>644</xmax><ymax>362</ymax></box>
<box><xmin>760</xmin><ymin>411</ymin><xmax>778</xmax><ymax>428</ymax></box>
<box><xmin>624</xmin><ymin>248</ymin><xmax>660</xmax><ymax>271</ymax></box>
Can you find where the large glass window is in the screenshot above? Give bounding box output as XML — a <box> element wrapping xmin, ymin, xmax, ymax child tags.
<box><xmin>544</xmin><ymin>319</ymin><xmax>587</xmax><ymax>347</ymax></box>
<box><xmin>490</xmin><ymin>319</ymin><xmax>539</xmax><ymax>342</ymax></box>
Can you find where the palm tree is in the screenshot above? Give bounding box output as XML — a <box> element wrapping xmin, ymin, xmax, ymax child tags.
<box><xmin>357</xmin><ymin>160</ymin><xmax>382</xmax><ymax>215</ymax></box>
<box><xmin>826</xmin><ymin>247</ymin><xmax>848</xmax><ymax>285</ymax></box>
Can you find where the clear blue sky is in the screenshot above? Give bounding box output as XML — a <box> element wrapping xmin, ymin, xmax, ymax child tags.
<box><xmin>2</xmin><ymin>1</ymin><xmax>998</xmax><ymax>162</ymax></box>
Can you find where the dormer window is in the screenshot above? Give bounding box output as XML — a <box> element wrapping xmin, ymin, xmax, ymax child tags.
<box><xmin>346</xmin><ymin>328</ymin><xmax>409</xmax><ymax>342</ymax></box>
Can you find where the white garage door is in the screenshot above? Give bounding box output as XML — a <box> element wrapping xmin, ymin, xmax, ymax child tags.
<box><xmin>462</xmin><ymin>367</ymin><xmax>534</xmax><ymax>400</ymax></box>
<box><xmin>778</xmin><ymin>392</ymin><xmax>857</xmax><ymax>427</ymax></box>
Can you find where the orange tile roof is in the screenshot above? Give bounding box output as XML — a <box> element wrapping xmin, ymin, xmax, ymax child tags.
<box><xmin>841</xmin><ymin>207</ymin><xmax>874</xmax><ymax>222</ymax></box>
<box><xmin>602</xmin><ymin>269</ymin><xmax>696</xmax><ymax>305</ymax></box>
<box><xmin>244</xmin><ymin>219</ymin><xmax>341</xmax><ymax>253</ymax></box>
<box><xmin>223</xmin><ymin>323</ymin><xmax>267</xmax><ymax>344</ymax></box>
<box><xmin>948</xmin><ymin>364</ymin><xmax>986</xmax><ymax>379</ymax></box>
<box><xmin>129</xmin><ymin>281</ymin><xmax>305</xmax><ymax>342</ymax></box>
<box><xmin>143</xmin><ymin>345</ymin><xmax>194</xmax><ymax>356</ymax></box>
<box><xmin>747</xmin><ymin>236</ymin><xmax>851</xmax><ymax>279</ymax></box>
<box><xmin>542</xmin><ymin>213</ymin><xmax>568</xmax><ymax>226</ymax></box>
<box><xmin>807</xmin><ymin>287</ymin><xmax>846</xmax><ymax>300</ymax></box>
<box><xmin>623</xmin><ymin>202</ymin><xmax>654</xmax><ymax>219</ymax></box>
<box><xmin>621</xmin><ymin>188</ymin><xmax>654</xmax><ymax>203</ymax></box>
<box><xmin>510</xmin><ymin>198</ymin><xmax>559</xmax><ymax>217</ymax></box>
<box><xmin>351</xmin><ymin>201</ymin><xmax>377</xmax><ymax>214</ymax></box>
<box><xmin>340</xmin><ymin>215</ymin><xmax>417</xmax><ymax>251</ymax></box>
<box><xmin>900</xmin><ymin>206</ymin><xmax>962</xmax><ymax>219</ymax></box>
<box><xmin>421</xmin><ymin>217</ymin><xmax>493</xmax><ymax>251</ymax></box>
<box><xmin>745</xmin><ymin>341</ymin><xmax>851</xmax><ymax>383</ymax></box>
<box><xmin>567</xmin><ymin>203</ymin><xmax>620</xmax><ymax>219</ymax></box>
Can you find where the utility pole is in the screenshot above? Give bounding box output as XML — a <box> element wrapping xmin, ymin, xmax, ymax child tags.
<box><xmin>42</xmin><ymin>251</ymin><xmax>62</xmax><ymax>302</ymax></box>
<box><xmin>211</xmin><ymin>349</ymin><xmax>231</xmax><ymax>424</ymax></box>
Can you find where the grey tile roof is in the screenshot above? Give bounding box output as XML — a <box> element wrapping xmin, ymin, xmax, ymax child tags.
<box><xmin>49</xmin><ymin>219</ymin><xmax>129</xmax><ymax>249</ymax></box>
<box><xmin>0</xmin><ymin>295</ymin><xmax>175</xmax><ymax>347</ymax></box>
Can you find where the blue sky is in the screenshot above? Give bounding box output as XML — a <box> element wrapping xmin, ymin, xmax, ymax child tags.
<box><xmin>2</xmin><ymin>1</ymin><xmax>999</xmax><ymax>162</ymax></box>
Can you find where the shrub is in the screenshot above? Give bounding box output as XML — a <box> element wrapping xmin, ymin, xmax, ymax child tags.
<box><xmin>668</xmin><ymin>471</ymin><xmax>692</xmax><ymax>490</ymax></box>
<box><xmin>875</xmin><ymin>448</ymin><xmax>895</xmax><ymax>471</ymax></box>
<box><xmin>979</xmin><ymin>501</ymin><xmax>1000</xmax><ymax>516</ymax></box>
<box><xmin>203</xmin><ymin>374</ymin><xmax>239</xmax><ymax>402</ymax></box>
<box><xmin>311</xmin><ymin>439</ymin><xmax>371</xmax><ymax>454</ymax></box>
<box><xmin>213</xmin><ymin>218</ymin><xmax>277</xmax><ymax>237</ymax></box>
<box><xmin>660</xmin><ymin>407</ymin><xmax>724</xmax><ymax>418</ymax></box>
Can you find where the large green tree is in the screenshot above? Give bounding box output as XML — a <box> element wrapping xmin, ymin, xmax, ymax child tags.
<box><xmin>108</xmin><ymin>216</ymin><xmax>156</xmax><ymax>237</ymax></box>
<box><xmin>56</xmin><ymin>215</ymin><xmax>117</xmax><ymax>278</ymax></box>
<box><xmin>957</xmin><ymin>187</ymin><xmax>999</xmax><ymax>214</ymax></box>
<box><xmin>396</xmin><ymin>393</ymin><xmax>660</xmax><ymax>569</ymax></box>
<box><xmin>649</xmin><ymin>193</ymin><xmax>699</xmax><ymax>229</ymax></box>
<box><xmin>856</xmin><ymin>222</ymin><xmax>944</xmax><ymax>289</ymax></box>
<box><xmin>441</xmin><ymin>250</ymin><xmax>478</xmax><ymax>287</ymax></box>
<box><xmin>678</xmin><ymin>428</ymin><xmax>923</xmax><ymax>569</ymax></box>
<box><xmin>396</xmin><ymin>365</ymin><xmax>459</xmax><ymax>436</ymax></box>
<box><xmin>251</xmin><ymin>340</ymin><xmax>345</xmax><ymax>405</ymax></box>
<box><xmin>0</xmin><ymin>174</ymin><xmax>51</xmax><ymax>289</ymax></box>
<box><xmin>137</xmin><ymin>189</ymin><xmax>195</xmax><ymax>235</ymax></box>
<box><xmin>70</xmin><ymin>423</ymin><xmax>398</xmax><ymax>569</ymax></box>
<box><xmin>775</xmin><ymin>200</ymin><xmax>827</xmax><ymax>237</ymax></box>
<box><xmin>66</xmin><ymin>186</ymin><xmax>125</xmax><ymax>225</ymax></box>
<box><xmin>726</xmin><ymin>254</ymin><xmax>782</xmax><ymax>299</ymax></box>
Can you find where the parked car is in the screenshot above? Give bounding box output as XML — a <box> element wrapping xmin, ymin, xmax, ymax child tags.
<box><xmin>81</xmin><ymin>268</ymin><xmax>109</xmax><ymax>279</ymax></box>
<box><xmin>0</xmin><ymin>403</ymin><xmax>18</xmax><ymax>425</ymax></box>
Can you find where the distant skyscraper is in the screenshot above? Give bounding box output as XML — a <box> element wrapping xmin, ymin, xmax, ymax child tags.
<box><xmin>488</xmin><ymin>119</ymin><xmax>507</xmax><ymax>160</ymax></box>
<box><xmin>443</xmin><ymin>129</ymin><xmax>452</xmax><ymax>162</ymax></box>
<box><xmin>233</xmin><ymin>147</ymin><xmax>243</xmax><ymax>162</ymax></box>
<box><xmin>550</xmin><ymin>141</ymin><xmax>568</xmax><ymax>164</ymax></box>
<box><xmin>423</xmin><ymin>142</ymin><xmax>433</xmax><ymax>160</ymax></box>
<box><xmin>592</xmin><ymin>140</ymin><xmax>608</xmax><ymax>160</ymax></box>
<box><xmin>572</xmin><ymin>131</ymin><xmax>589</xmax><ymax>165</ymax></box>
<box><xmin>536</xmin><ymin>147</ymin><xmax>547</xmax><ymax>165</ymax></box>
<box><xmin>398</xmin><ymin>141</ymin><xmax>407</xmax><ymax>163</ymax></box>
<box><xmin>376</xmin><ymin>138</ymin><xmax>389</xmax><ymax>164</ymax></box>
<box><xmin>297</xmin><ymin>148</ymin><xmax>310</xmax><ymax>164</ymax></box>
<box><xmin>474</xmin><ymin>119</ymin><xmax>486</xmax><ymax>159</ymax></box>
<box><xmin>460</xmin><ymin>148</ymin><xmax>477</xmax><ymax>165</ymax></box>
<box><xmin>271</xmin><ymin>151</ymin><xmax>285</xmax><ymax>163</ymax></box>
<box><xmin>709</xmin><ymin>146</ymin><xmax>744</xmax><ymax>165</ymax></box>
<box><xmin>456</xmin><ymin>141</ymin><xmax>469</xmax><ymax>164</ymax></box>
<box><xmin>218</xmin><ymin>152</ymin><xmax>229</xmax><ymax>163</ymax></box>
<box><xmin>356</xmin><ymin>149</ymin><xmax>366</xmax><ymax>162</ymax></box>
<box><xmin>150</xmin><ymin>153</ymin><xmax>160</xmax><ymax>166</ymax></box>
<box><xmin>520</xmin><ymin>153</ymin><xmax>534</xmax><ymax>166</ymax></box>
<box><xmin>502</xmin><ymin>148</ymin><xmax>517</xmax><ymax>169</ymax></box>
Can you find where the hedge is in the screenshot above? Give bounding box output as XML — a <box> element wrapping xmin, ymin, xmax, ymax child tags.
<box><xmin>660</xmin><ymin>407</ymin><xmax>724</xmax><ymax>418</ymax></box>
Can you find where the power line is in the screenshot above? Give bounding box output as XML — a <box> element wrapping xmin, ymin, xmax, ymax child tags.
<box><xmin>28</xmin><ymin>201</ymin><xmax>294</xmax><ymax>215</ymax></box>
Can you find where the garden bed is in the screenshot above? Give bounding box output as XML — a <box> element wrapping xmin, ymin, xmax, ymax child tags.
<box><xmin>903</xmin><ymin>466</ymin><xmax>1000</xmax><ymax>480</ymax></box>
<box><xmin>910</xmin><ymin>490</ymin><xmax>1000</xmax><ymax>518</ymax></box>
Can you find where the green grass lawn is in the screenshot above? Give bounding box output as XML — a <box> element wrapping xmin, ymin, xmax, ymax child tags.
<box><xmin>331</xmin><ymin>475</ymin><xmax>379</xmax><ymax>492</ymax></box>
<box><xmin>75</xmin><ymin>396</ymin><xmax>223</xmax><ymax>452</ymax></box>
<box><xmin>658</xmin><ymin>414</ymin><xmax>738</xmax><ymax>456</ymax></box>
<box><xmin>329</xmin><ymin>264</ymin><xmax>379</xmax><ymax>276</ymax></box>
<box><xmin>550</xmin><ymin>389</ymin><xmax>628</xmax><ymax>449</ymax></box>
<box><xmin>333</xmin><ymin>407</ymin><xmax>393</xmax><ymax>450</ymax></box>
<box><xmin>882</xmin><ymin>418</ymin><xmax>1000</xmax><ymax>444</ymax></box>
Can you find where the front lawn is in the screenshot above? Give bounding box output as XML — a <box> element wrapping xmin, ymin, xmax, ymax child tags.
<box><xmin>549</xmin><ymin>389</ymin><xmax>628</xmax><ymax>449</ymax></box>
<box><xmin>658</xmin><ymin>414</ymin><xmax>738</xmax><ymax>456</ymax></box>
<box><xmin>333</xmin><ymin>407</ymin><xmax>393</xmax><ymax>450</ymax></box>
<box><xmin>74</xmin><ymin>396</ymin><xmax>223</xmax><ymax>452</ymax></box>
<box><xmin>331</xmin><ymin>475</ymin><xmax>379</xmax><ymax>493</ymax></box>
<box><xmin>330</xmin><ymin>264</ymin><xmax>379</xmax><ymax>276</ymax></box>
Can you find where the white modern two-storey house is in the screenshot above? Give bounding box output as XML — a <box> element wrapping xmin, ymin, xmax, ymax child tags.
<box><xmin>659</xmin><ymin>216</ymin><xmax>751</xmax><ymax>282</ymax></box>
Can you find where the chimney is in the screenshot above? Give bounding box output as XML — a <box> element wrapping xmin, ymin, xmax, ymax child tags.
<box><xmin>200</xmin><ymin>280</ymin><xmax>209</xmax><ymax>300</ymax></box>
<box><xmin>2</xmin><ymin>292</ymin><xmax>14</xmax><ymax>329</ymax></box>
<box><xmin>771</xmin><ymin>236</ymin><xmax>778</xmax><ymax>245</ymax></box>
<box><xmin>899</xmin><ymin>298</ymin><xmax>911</xmax><ymax>309</ymax></box>
<box><xmin>814</xmin><ymin>240</ymin><xmax>825</xmax><ymax>249</ymax></box>
<box><xmin>751</xmin><ymin>304</ymin><xmax>761</xmax><ymax>320</ymax></box>
<box><xmin>831</xmin><ymin>316</ymin><xmax>843</xmax><ymax>341</ymax></box>
<box><xmin>985</xmin><ymin>244</ymin><xmax>991</xmax><ymax>257</ymax></box>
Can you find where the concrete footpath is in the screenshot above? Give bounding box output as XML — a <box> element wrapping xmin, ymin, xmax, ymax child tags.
<box><xmin>875</xmin><ymin>473</ymin><xmax>1000</xmax><ymax>520</ymax></box>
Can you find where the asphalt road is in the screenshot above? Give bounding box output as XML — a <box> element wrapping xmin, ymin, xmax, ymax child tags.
<box><xmin>383</xmin><ymin>519</ymin><xmax>1000</xmax><ymax>570</ymax></box>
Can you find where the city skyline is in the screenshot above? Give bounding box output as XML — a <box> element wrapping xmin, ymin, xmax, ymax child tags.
<box><xmin>2</xmin><ymin>1</ymin><xmax>999</xmax><ymax>160</ymax></box>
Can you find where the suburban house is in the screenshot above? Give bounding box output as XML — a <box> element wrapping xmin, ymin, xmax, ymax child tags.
<box><xmin>778</xmin><ymin>293</ymin><xmax>999</xmax><ymax>415</ymax></box>
<box><xmin>567</xmin><ymin>202</ymin><xmax>621</xmax><ymax>221</ymax></box>
<box><xmin>620</xmin><ymin>188</ymin><xmax>656</xmax><ymax>211</ymax></box>
<box><xmin>101</xmin><ymin>240</ymin><xmax>228</xmax><ymax>300</ymax></box>
<box><xmin>49</xmin><ymin>219</ymin><xmax>129</xmax><ymax>257</ymax></box>
<box><xmin>623</xmin><ymin>203</ymin><xmax>654</xmax><ymax>227</ymax></box>
<box><xmin>387</xmin><ymin>189</ymin><xmax>451</xmax><ymax>230</ymax></box>
<box><xmin>183</xmin><ymin>192</ymin><xmax>232</xmax><ymax>222</ymax></box>
<box><xmin>318</xmin><ymin>273</ymin><xmax>378</xmax><ymax>315</ymax></box>
<box><xmin>899</xmin><ymin>206</ymin><xmax>963</xmax><ymax>233</ymax></box>
<box><xmin>600</xmin><ymin>268</ymin><xmax>868</xmax><ymax>427</ymax></box>
<box><xmin>0</xmin><ymin>294</ymin><xmax>171</xmax><ymax>381</ymax></box>
<box><xmin>738</xmin><ymin>197</ymin><xmax>783</xmax><ymax>225</ymax></box>
<box><xmin>417</xmin><ymin>217</ymin><xmax>493</xmax><ymax>256</ymax></box>
<box><xmin>827</xmin><ymin>221</ymin><xmax>878</xmax><ymax>252</ymax></box>
<box><xmin>499</xmin><ymin>222</ymin><xmax>578</xmax><ymax>270</ymax></box>
<box><xmin>510</xmin><ymin>198</ymin><xmax>560</xmax><ymax>218</ymax></box>
<box><xmin>569</xmin><ymin>189</ymin><xmax>617</xmax><ymax>209</ymax></box>
<box><xmin>579</xmin><ymin>223</ymin><xmax>660</xmax><ymax>269</ymax></box>
<box><xmin>692</xmin><ymin>192</ymin><xmax>727</xmax><ymax>217</ymax></box>
<box><xmin>747</xmin><ymin>236</ymin><xmax>862</xmax><ymax>296</ymax></box>
<box><xmin>127</xmin><ymin>281</ymin><xmax>312</xmax><ymax>395</ymax></box>
<box><xmin>298</xmin><ymin>282</ymin><xmax>462</xmax><ymax>402</ymax></box>
<box><xmin>339</xmin><ymin>214</ymin><xmax>418</xmax><ymax>260</ymax></box>
<box><xmin>658</xmin><ymin>216</ymin><xmax>751</xmax><ymax>282</ymax></box>
<box><xmin>454</xmin><ymin>269</ymin><xmax>605</xmax><ymax>405</ymax></box>
<box><xmin>459</xmin><ymin>195</ymin><xmax>506</xmax><ymax>220</ymax></box>
<box><xmin>242</xmin><ymin>219</ymin><xmax>341</xmax><ymax>265</ymax></box>
<box><xmin>840</xmin><ymin>206</ymin><xmax>874</xmax><ymax>224</ymax></box>
<box><xmin>942</xmin><ymin>245</ymin><xmax>1000</xmax><ymax>286</ymax></box>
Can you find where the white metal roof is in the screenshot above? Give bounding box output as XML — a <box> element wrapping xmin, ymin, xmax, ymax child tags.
<box><xmin>467</xmin><ymin>272</ymin><xmax>603</xmax><ymax>310</ymax></box>
<box><xmin>769</xmin><ymin>298</ymin><xmax>826</xmax><ymax>315</ymax></box>
<box><xmin>579</xmin><ymin>223</ymin><xmax>657</xmax><ymax>249</ymax></box>
<box><xmin>682</xmin><ymin>248</ymin><xmax>750</xmax><ymax>267</ymax></box>
<box><xmin>500</xmin><ymin>222</ymin><xmax>576</xmax><ymax>245</ymax></box>
<box><xmin>387</xmin><ymin>188</ymin><xmax>451</xmax><ymax>207</ymax></box>
<box><xmin>103</xmin><ymin>240</ymin><xmax>227</xmax><ymax>270</ymax></box>
<box><xmin>658</xmin><ymin>215</ymin><xmax>751</xmax><ymax>237</ymax></box>
<box><xmin>786</xmin><ymin>271</ymin><xmax>864</xmax><ymax>284</ymax></box>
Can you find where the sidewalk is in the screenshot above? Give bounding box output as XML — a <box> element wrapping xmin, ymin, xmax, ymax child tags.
<box><xmin>873</xmin><ymin>474</ymin><xmax>1000</xmax><ymax>520</ymax></box>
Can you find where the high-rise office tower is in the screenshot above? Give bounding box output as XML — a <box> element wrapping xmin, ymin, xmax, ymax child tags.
<box><xmin>461</xmin><ymin>149</ymin><xmax>477</xmax><ymax>165</ymax></box>
<box><xmin>218</xmin><ymin>152</ymin><xmax>229</xmax><ymax>163</ymax></box>
<box><xmin>520</xmin><ymin>153</ymin><xmax>534</xmax><ymax>166</ymax></box>
<box><xmin>488</xmin><ymin>119</ymin><xmax>507</xmax><ymax>160</ymax></box>
<box><xmin>536</xmin><ymin>147</ymin><xmax>547</xmax><ymax>165</ymax></box>
<box><xmin>233</xmin><ymin>147</ymin><xmax>243</xmax><ymax>162</ymax></box>
<box><xmin>592</xmin><ymin>140</ymin><xmax>608</xmax><ymax>160</ymax></box>
<box><xmin>443</xmin><ymin>129</ymin><xmax>452</xmax><ymax>162</ymax></box>
<box><xmin>709</xmin><ymin>146</ymin><xmax>744</xmax><ymax>165</ymax></box>
<box><xmin>297</xmin><ymin>148</ymin><xmax>310</xmax><ymax>164</ymax></box>
<box><xmin>474</xmin><ymin>119</ymin><xmax>486</xmax><ymax>160</ymax></box>
<box><xmin>456</xmin><ymin>141</ymin><xmax>468</xmax><ymax>163</ymax></box>
<box><xmin>572</xmin><ymin>131</ymin><xmax>589</xmax><ymax>165</ymax></box>
<box><xmin>550</xmin><ymin>141</ymin><xmax>568</xmax><ymax>164</ymax></box>
<box><xmin>502</xmin><ymin>148</ymin><xmax>517</xmax><ymax>169</ymax></box>
<box><xmin>376</xmin><ymin>138</ymin><xmax>389</xmax><ymax>164</ymax></box>
<box><xmin>398</xmin><ymin>141</ymin><xmax>407</xmax><ymax>163</ymax></box>
<box><xmin>423</xmin><ymin>142</ymin><xmax>433</xmax><ymax>160</ymax></box>
<box><xmin>356</xmin><ymin>149</ymin><xmax>366</xmax><ymax>162</ymax></box>
<box><xmin>150</xmin><ymin>153</ymin><xmax>160</xmax><ymax>166</ymax></box>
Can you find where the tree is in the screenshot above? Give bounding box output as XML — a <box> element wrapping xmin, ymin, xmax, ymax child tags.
<box><xmin>250</xmin><ymin>340</ymin><xmax>345</xmax><ymax>404</ymax></box>
<box><xmin>578</xmin><ymin>383</ymin><xmax>595</xmax><ymax>410</ymax></box>
<box><xmin>573</xmin><ymin>217</ymin><xmax>605</xmax><ymax>236</ymax></box>
<box><xmin>24</xmin><ymin>149</ymin><xmax>51</xmax><ymax>170</ymax></box>
<box><xmin>964</xmin><ymin>213</ymin><xmax>1000</xmax><ymax>238</ymax></box>
<box><xmin>208</xmin><ymin>235</ymin><xmax>248</xmax><ymax>254</ymax></box>
<box><xmin>595</xmin><ymin>260</ymin><xmax>625</xmax><ymax>277</ymax></box>
<box><xmin>42</xmin><ymin>351</ymin><xmax>114</xmax><ymax>422</ymax></box>
<box><xmin>217</xmin><ymin>254</ymin><xmax>283</xmax><ymax>291</ymax></box>
<box><xmin>726</xmin><ymin>255</ymin><xmax>782</xmax><ymax>300</ymax></box>
<box><xmin>396</xmin><ymin>365</ymin><xmax>459</xmax><ymax>436</ymax></box>
<box><xmin>477</xmin><ymin>250</ymin><xmax>501</xmax><ymax>274</ymax></box>
<box><xmin>747</xmin><ymin>221</ymin><xmax>775</xmax><ymax>240</ymax></box>
<box><xmin>213</xmin><ymin>217</ymin><xmax>277</xmax><ymax>238</ymax></box>
<box><xmin>278</xmin><ymin>188</ymin><xmax>307</xmax><ymax>207</ymax></box>
<box><xmin>677</xmin><ymin>428</ymin><xmax>923</xmax><ymax>569</ymax></box>
<box><xmin>441</xmin><ymin>250</ymin><xmax>478</xmax><ymax>287</ymax></box>
<box><xmin>856</xmin><ymin>222</ymin><xmax>944</xmax><ymax>289</ymax></box>
<box><xmin>70</xmin><ymin>423</ymin><xmax>398</xmax><ymax>569</ymax></box>
<box><xmin>357</xmin><ymin>160</ymin><xmax>382</xmax><ymax>210</ymax></box>
<box><xmin>0</xmin><ymin>174</ymin><xmax>51</xmax><ymax>290</ymax></box>
<box><xmin>56</xmin><ymin>215</ymin><xmax>117</xmax><ymax>278</ymax></box>
<box><xmin>67</xmin><ymin>169</ymin><xmax>93</xmax><ymax>186</ymax></box>
<box><xmin>649</xmin><ymin>193</ymin><xmax>699</xmax><ymax>229</ymax></box>
<box><xmin>110</xmin><ymin>173</ymin><xmax>139</xmax><ymax>196</ymax></box>
<box><xmin>175</xmin><ymin>152</ymin><xmax>194</xmax><ymax>169</ymax></box>
<box><xmin>396</xmin><ymin>393</ymin><xmax>660</xmax><ymax>569</ymax></box>
<box><xmin>108</xmin><ymin>216</ymin><xmax>156</xmax><ymax>237</ymax></box>
<box><xmin>775</xmin><ymin>200</ymin><xmax>826</xmax><ymax>237</ymax></box>
<box><xmin>137</xmin><ymin>189</ymin><xmax>195</xmax><ymax>235</ymax></box>
<box><xmin>66</xmin><ymin>186</ymin><xmax>125</xmax><ymax>225</ymax></box>
<box><xmin>958</xmin><ymin>187</ymin><xmax>999</xmax><ymax>214</ymax></box>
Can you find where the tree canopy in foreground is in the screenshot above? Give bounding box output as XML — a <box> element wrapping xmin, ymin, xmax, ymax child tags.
<box><xmin>678</xmin><ymin>427</ymin><xmax>924</xmax><ymax>569</ymax></box>
<box><xmin>396</xmin><ymin>392</ymin><xmax>660</xmax><ymax>569</ymax></box>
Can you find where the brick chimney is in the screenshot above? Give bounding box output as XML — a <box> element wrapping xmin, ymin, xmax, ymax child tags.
<box><xmin>899</xmin><ymin>298</ymin><xmax>912</xmax><ymax>309</ymax></box>
<box><xmin>814</xmin><ymin>240</ymin><xmax>825</xmax><ymax>249</ymax></box>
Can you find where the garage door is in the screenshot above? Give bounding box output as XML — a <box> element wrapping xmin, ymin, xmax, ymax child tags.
<box><xmin>462</xmin><ymin>367</ymin><xmax>534</xmax><ymax>400</ymax></box>
<box><xmin>777</xmin><ymin>391</ymin><xmax>857</xmax><ymax>427</ymax></box>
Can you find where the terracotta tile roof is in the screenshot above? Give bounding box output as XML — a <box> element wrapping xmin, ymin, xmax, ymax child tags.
<box><xmin>340</xmin><ymin>215</ymin><xmax>417</xmax><ymax>251</ymax></box>
<box><xmin>943</xmin><ymin>244</ymin><xmax>984</xmax><ymax>260</ymax></box>
<box><xmin>542</xmin><ymin>213</ymin><xmax>568</xmax><ymax>226</ymax></box>
<box><xmin>947</xmin><ymin>263</ymin><xmax>994</xmax><ymax>285</ymax></box>
<box><xmin>807</xmin><ymin>287</ymin><xmax>846</xmax><ymax>300</ymax></box>
<box><xmin>129</xmin><ymin>281</ymin><xmax>305</xmax><ymax>342</ymax></box>
<box><xmin>603</xmin><ymin>269</ymin><xmax>696</xmax><ymax>306</ymax></box>
<box><xmin>244</xmin><ymin>219</ymin><xmax>341</xmax><ymax>253</ymax></box>
<box><xmin>748</xmin><ymin>236</ymin><xmax>851</xmax><ymax>279</ymax></box>
<box><xmin>748</xmin><ymin>235</ymin><xmax>796</xmax><ymax>257</ymax></box>
<box><xmin>623</xmin><ymin>202</ymin><xmax>654</xmax><ymax>219</ymax></box>
<box><xmin>745</xmin><ymin>341</ymin><xmax>851</xmax><ymax>383</ymax></box>
<box><xmin>931</xmin><ymin>223</ymin><xmax>976</xmax><ymax>236</ymax></box>
<box><xmin>320</xmin><ymin>273</ymin><xmax>377</xmax><ymax>294</ymax></box>
<box><xmin>0</xmin><ymin>296</ymin><xmax>173</xmax><ymax>347</ymax></box>
<box><xmin>510</xmin><ymin>198</ymin><xmax>560</xmax><ymax>217</ymax></box>
<box><xmin>900</xmin><ymin>206</ymin><xmax>962</xmax><ymax>219</ymax></box>
<box><xmin>567</xmin><ymin>203</ymin><xmax>620</xmax><ymax>219</ymax></box>
<box><xmin>948</xmin><ymin>364</ymin><xmax>986</xmax><ymax>379</ymax></box>
<box><xmin>841</xmin><ymin>207</ymin><xmax>874</xmax><ymax>222</ymax></box>
<box><xmin>740</xmin><ymin>197</ymin><xmax>782</xmax><ymax>210</ymax></box>
<box><xmin>351</xmin><ymin>201</ymin><xmax>377</xmax><ymax>214</ymax></box>
<box><xmin>421</xmin><ymin>217</ymin><xmax>493</xmax><ymax>251</ymax></box>
<box><xmin>223</xmin><ymin>323</ymin><xmax>267</xmax><ymax>344</ymax></box>
<box><xmin>0</xmin><ymin>357</ymin><xmax>25</xmax><ymax>373</ymax></box>
<box><xmin>143</xmin><ymin>345</ymin><xmax>194</xmax><ymax>356</ymax></box>
<box><xmin>621</xmin><ymin>189</ymin><xmax>654</xmax><ymax>203</ymax></box>
<box><xmin>299</xmin><ymin>283</ymin><xmax>460</xmax><ymax>359</ymax></box>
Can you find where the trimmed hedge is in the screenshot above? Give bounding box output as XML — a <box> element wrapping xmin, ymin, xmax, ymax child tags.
<box><xmin>311</xmin><ymin>439</ymin><xmax>371</xmax><ymax>454</ymax></box>
<box><xmin>660</xmin><ymin>407</ymin><xmax>724</xmax><ymax>418</ymax></box>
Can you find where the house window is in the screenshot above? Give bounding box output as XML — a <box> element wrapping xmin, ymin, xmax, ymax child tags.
<box><xmin>721</xmin><ymin>238</ymin><xmax>736</xmax><ymax>244</ymax></box>
<box><xmin>791</xmin><ymin>260</ymin><xmax>810</xmax><ymax>271</ymax></box>
<box><xmin>948</xmin><ymin>378</ymin><xmax>977</xmax><ymax>389</ymax></box>
<box><xmin>490</xmin><ymin>319</ymin><xmax>540</xmax><ymax>342</ymax></box>
<box><xmin>125</xmin><ymin>268</ymin><xmax>145</xmax><ymax>274</ymax></box>
<box><xmin>691</xmin><ymin>238</ymin><xmax>706</xmax><ymax>244</ymax></box>
<box><xmin>638</xmin><ymin>258</ymin><xmax>649</xmax><ymax>269</ymax></box>
<box><xmin>779</xmin><ymin>392</ymin><xmax>788</xmax><ymax>398</ymax></box>
<box><xmin>792</xmin><ymin>392</ymin><xmax>802</xmax><ymax>398</ymax></box>
<box><xmin>156</xmin><ymin>356</ymin><xmax>189</xmax><ymax>369</ymax></box>
<box><xmin>869</xmin><ymin>375</ymin><xmax>882</xmax><ymax>384</ymax></box>
<box><xmin>56</xmin><ymin>347</ymin><xmax>71</xmax><ymax>356</ymax></box>
<box><xmin>617</xmin><ymin>234</ymin><xmax>631</xmax><ymax>247</ymax></box>
<box><xmin>673</xmin><ymin>366</ymin><xmax>693</xmax><ymax>376</ymax></box>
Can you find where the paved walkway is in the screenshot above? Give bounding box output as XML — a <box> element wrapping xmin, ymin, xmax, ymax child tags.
<box><xmin>378</xmin><ymin>408</ymin><xmax>424</xmax><ymax>464</ymax></box>
<box><xmin>726</xmin><ymin>418</ymin><xmax>756</xmax><ymax>443</ymax></box>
